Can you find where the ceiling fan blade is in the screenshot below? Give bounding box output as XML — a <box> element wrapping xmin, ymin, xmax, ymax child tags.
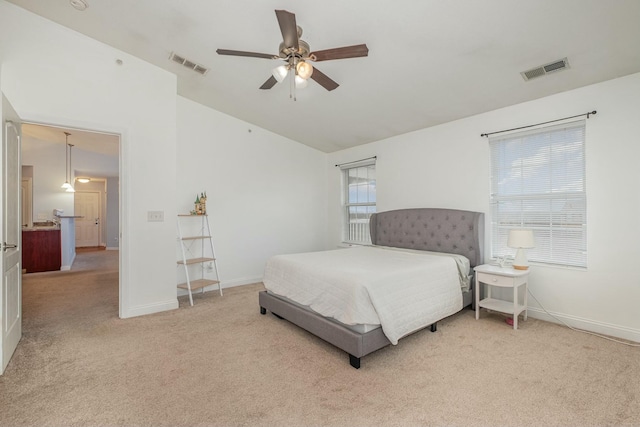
<box><xmin>310</xmin><ymin>67</ymin><xmax>339</xmax><ymax>91</ymax></box>
<box><xmin>310</xmin><ymin>44</ymin><xmax>369</xmax><ymax>62</ymax></box>
<box><xmin>259</xmin><ymin>75</ymin><xmax>278</xmax><ymax>90</ymax></box>
<box><xmin>216</xmin><ymin>49</ymin><xmax>276</xmax><ymax>60</ymax></box>
<box><xmin>275</xmin><ymin>10</ymin><xmax>299</xmax><ymax>50</ymax></box>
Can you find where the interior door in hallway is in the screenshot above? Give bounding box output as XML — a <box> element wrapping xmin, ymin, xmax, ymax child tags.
<box><xmin>75</xmin><ymin>192</ymin><xmax>101</xmax><ymax>248</ymax></box>
<box><xmin>1</xmin><ymin>94</ymin><xmax>22</xmax><ymax>375</ymax></box>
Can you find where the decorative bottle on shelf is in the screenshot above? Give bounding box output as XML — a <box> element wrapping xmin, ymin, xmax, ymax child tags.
<box><xmin>194</xmin><ymin>194</ymin><xmax>201</xmax><ymax>215</ymax></box>
<box><xmin>200</xmin><ymin>192</ymin><xmax>207</xmax><ymax>215</ymax></box>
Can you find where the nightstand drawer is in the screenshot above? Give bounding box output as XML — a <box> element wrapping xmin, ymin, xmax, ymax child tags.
<box><xmin>477</xmin><ymin>272</ymin><xmax>513</xmax><ymax>287</ymax></box>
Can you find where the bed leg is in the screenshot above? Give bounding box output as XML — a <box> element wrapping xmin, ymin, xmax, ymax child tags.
<box><xmin>260</xmin><ymin>307</ymin><xmax>266</xmax><ymax>315</ymax></box>
<box><xmin>349</xmin><ymin>354</ymin><xmax>361</xmax><ymax>369</ymax></box>
<box><xmin>430</xmin><ymin>322</ymin><xmax>437</xmax><ymax>332</ymax></box>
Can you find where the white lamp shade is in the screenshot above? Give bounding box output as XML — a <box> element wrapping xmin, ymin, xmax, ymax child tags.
<box><xmin>296</xmin><ymin>61</ymin><xmax>313</xmax><ymax>80</ymax></box>
<box><xmin>294</xmin><ymin>75</ymin><xmax>308</xmax><ymax>89</ymax></box>
<box><xmin>507</xmin><ymin>229</ymin><xmax>535</xmax><ymax>249</ymax></box>
<box><xmin>272</xmin><ymin>65</ymin><xmax>288</xmax><ymax>82</ymax></box>
<box><xmin>61</xmin><ymin>181</ymin><xmax>71</xmax><ymax>189</ymax></box>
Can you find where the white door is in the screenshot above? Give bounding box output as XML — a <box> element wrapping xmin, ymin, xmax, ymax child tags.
<box><xmin>1</xmin><ymin>94</ymin><xmax>22</xmax><ymax>375</ymax></box>
<box><xmin>75</xmin><ymin>192</ymin><xmax>100</xmax><ymax>247</ymax></box>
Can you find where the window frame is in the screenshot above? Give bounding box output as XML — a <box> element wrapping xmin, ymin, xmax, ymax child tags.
<box><xmin>489</xmin><ymin>120</ymin><xmax>587</xmax><ymax>268</ymax></box>
<box><xmin>341</xmin><ymin>160</ymin><xmax>376</xmax><ymax>245</ymax></box>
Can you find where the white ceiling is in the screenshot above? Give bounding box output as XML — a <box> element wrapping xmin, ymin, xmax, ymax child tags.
<box><xmin>22</xmin><ymin>123</ymin><xmax>119</xmax><ymax>157</ymax></box>
<box><xmin>7</xmin><ymin>0</ymin><xmax>640</xmax><ymax>153</ymax></box>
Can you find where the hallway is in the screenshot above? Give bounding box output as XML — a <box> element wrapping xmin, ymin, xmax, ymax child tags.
<box><xmin>21</xmin><ymin>249</ymin><xmax>119</xmax><ymax>335</ymax></box>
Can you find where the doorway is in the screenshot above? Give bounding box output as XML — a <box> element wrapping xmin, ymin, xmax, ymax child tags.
<box><xmin>20</xmin><ymin>122</ymin><xmax>120</xmax><ymax>311</ymax></box>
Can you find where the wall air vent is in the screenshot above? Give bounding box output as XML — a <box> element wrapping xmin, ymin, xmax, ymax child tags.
<box><xmin>521</xmin><ymin>57</ymin><xmax>570</xmax><ymax>81</ymax></box>
<box><xmin>169</xmin><ymin>52</ymin><xmax>209</xmax><ymax>75</ymax></box>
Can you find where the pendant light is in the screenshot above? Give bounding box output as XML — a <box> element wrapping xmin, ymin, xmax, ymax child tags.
<box><xmin>61</xmin><ymin>132</ymin><xmax>72</xmax><ymax>190</ymax></box>
<box><xmin>66</xmin><ymin>142</ymin><xmax>76</xmax><ymax>193</ymax></box>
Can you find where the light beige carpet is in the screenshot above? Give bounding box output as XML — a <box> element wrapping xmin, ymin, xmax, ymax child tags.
<box><xmin>1</xmin><ymin>250</ymin><xmax>639</xmax><ymax>426</ymax></box>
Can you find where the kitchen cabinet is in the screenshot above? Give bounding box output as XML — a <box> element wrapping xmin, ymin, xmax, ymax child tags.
<box><xmin>22</xmin><ymin>229</ymin><xmax>61</xmax><ymax>273</ymax></box>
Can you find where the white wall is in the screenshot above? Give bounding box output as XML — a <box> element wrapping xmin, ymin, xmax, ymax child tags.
<box><xmin>0</xmin><ymin>1</ymin><xmax>178</xmax><ymax>317</ymax></box>
<box><xmin>328</xmin><ymin>72</ymin><xmax>640</xmax><ymax>342</ymax></box>
<box><xmin>176</xmin><ymin>96</ymin><xmax>327</xmax><ymax>288</ymax></box>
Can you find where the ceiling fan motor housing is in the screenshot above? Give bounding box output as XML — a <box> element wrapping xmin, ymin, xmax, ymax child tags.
<box><xmin>279</xmin><ymin>39</ymin><xmax>310</xmax><ymax>60</ymax></box>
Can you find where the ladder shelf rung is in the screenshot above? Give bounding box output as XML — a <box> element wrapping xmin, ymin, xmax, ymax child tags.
<box><xmin>181</xmin><ymin>235</ymin><xmax>212</xmax><ymax>241</ymax></box>
<box><xmin>177</xmin><ymin>279</ymin><xmax>220</xmax><ymax>291</ymax></box>
<box><xmin>177</xmin><ymin>257</ymin><xmax>215</xmax><ymax>265</ymax></box>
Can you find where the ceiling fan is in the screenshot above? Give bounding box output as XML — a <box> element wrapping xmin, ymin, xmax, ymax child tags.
<box><xmin>216</xmin><ymin>10</ymin><xmax>369</xmax><ymax>93</ymax></box>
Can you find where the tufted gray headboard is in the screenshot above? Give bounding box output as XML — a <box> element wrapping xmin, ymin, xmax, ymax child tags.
<box><xmin>369</xmin><ymin>208</ymin><xmax>485</xmax><ymax>267</ymax></box>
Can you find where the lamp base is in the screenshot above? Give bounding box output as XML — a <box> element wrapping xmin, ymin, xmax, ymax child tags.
<box><xmin>512</xmin><ymin>248</ymin><xmax>529</xmax><ymax>270</ymax></box>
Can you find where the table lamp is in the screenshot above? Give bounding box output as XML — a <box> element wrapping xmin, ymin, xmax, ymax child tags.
<box><xmin>508</xmin><ymin>229</ymin><xmax>535</xmax><ymax>270</ymax></box>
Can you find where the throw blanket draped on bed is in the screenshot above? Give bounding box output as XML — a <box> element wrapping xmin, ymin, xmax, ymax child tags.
<box><xmin>263</xmin><ymin>246</ymin><xmax>467</xmax><ymax>345</ymax></box>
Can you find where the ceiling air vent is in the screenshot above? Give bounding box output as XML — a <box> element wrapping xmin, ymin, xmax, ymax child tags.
<box><xmin>169</xmin><ymin>52</ymin><xmax>209</xmax><ymax>75</ymax></box>
<box><xmin>521</xmin><ymin>57</ymin><xmax>569</xmax><ymax>81</ymax></box>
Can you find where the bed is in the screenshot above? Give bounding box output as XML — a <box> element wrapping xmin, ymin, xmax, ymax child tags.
<box><xmin>259</xmin><ymin>208</ymin><xmax>484</xmax><ymax>368</ymax></box>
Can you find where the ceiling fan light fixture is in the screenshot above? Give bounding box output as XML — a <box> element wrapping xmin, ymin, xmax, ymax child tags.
<box><xmin>272</xmin><ymin>65</ymin><xmax>289</xmax><ymax>82</ymax></box>
<box><xmin>295</xmin><ymin>75</ymin><xmax>308</xmax><ymax>89</ymax></box>
<box><xmin>216</xmin><ymin>10</ymin><xmax>369</xmax><ymax>95</ymax></box>
<box><xmin>296</xmin><ymin>61</ymin><xmax>313</xmax><ymax>80</ymax></box>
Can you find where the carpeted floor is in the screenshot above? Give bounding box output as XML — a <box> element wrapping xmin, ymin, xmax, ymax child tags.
<box><xmin>1</xmin><ymin>250</ymin><xmax>639</xmax><ymax>426</ymax></box>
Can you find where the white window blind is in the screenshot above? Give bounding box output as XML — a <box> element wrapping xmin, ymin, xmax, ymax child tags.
<box><xmin>342</xmin><ymin>160</ymin><xmax>376</xmax><ymax>244</ymax></box>
<box><xmin>489</xmin><ymin>120</ymin><xmax>587</xmax><ymax>268</ymax></box>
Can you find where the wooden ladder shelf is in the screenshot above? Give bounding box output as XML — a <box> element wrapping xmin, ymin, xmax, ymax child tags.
<box><xmin>177</xmin><ymin>214</ymin><xmax>222</xmax><ymax>306</ymax></box>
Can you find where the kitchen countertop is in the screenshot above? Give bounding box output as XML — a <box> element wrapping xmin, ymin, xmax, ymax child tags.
<box><xmin>22</xmin><ymin>226</ymin><xmax>60</xmax><ymax>231</ymax></box>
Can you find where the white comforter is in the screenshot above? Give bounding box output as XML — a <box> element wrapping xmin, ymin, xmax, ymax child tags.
<box><xmin>263</xmin><ymin>246</ymin><xmax>467</xmax><ymax>345</ymax></box>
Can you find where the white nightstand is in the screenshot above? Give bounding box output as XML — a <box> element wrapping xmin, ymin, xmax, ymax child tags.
<box><xmin>474</xmin><ymin>264</ymin><xmax>530</xmax><ymax>330</ymax></box>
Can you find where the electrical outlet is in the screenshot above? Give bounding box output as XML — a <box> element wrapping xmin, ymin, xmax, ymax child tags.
<box><xmin>147</xmin><ymin>211</ymin><xmax>164</xmax><ymax>222</ymax></box>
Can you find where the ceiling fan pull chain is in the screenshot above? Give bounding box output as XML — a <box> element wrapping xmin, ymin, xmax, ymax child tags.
<box><xmin>291</xmin><ymin>60</ymin><xmax>297</xmax><ymax>101</ymax></box>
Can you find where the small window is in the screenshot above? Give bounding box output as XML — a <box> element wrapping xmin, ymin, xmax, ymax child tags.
<box><xmin>342</xmin><ymin>160</ymin><xmax>376</xmax><ymax>244</ymax></box>
<box><xmin>489</xmin><ymin>121</ymin><xmax>587</xmax><ymax>268</ymax></box>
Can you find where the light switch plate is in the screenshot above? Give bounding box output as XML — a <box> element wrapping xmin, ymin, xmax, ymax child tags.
<box><xmin>147</xmin><ymin>211</ymin><xmax>164</xmax><ymax>222</ymax></box>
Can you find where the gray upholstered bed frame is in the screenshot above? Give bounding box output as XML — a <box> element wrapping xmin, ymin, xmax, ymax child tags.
<box><xmin>259</xmin><ymin>208</ymin><xmax>485</xmax><ymax>369</ymax></box>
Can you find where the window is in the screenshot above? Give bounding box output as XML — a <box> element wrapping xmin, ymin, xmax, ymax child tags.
<box><xmin>342</xmin><ymin>160</ymin><xmax>376</xmax><ymax>244</ymax></box>
<box><xmin>489</xmin><ymin>121</ymin><xmax>587</xmax><ymax>268</ymax></box>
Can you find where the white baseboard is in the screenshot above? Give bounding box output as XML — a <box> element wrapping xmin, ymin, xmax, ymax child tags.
<box><xmin>105</xmin><ymin>247</ymin><xmax>118</xmax><ymax>251</ymax></box>
<box><xmin>527</xmin><ymin>307</ymin><xmax>640</xmax><ymax>344</ymax></box>
<box><xmin>121</xmin><ymin>299</ymin><xmax>179</xmax><ymax>318</ymax></box>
